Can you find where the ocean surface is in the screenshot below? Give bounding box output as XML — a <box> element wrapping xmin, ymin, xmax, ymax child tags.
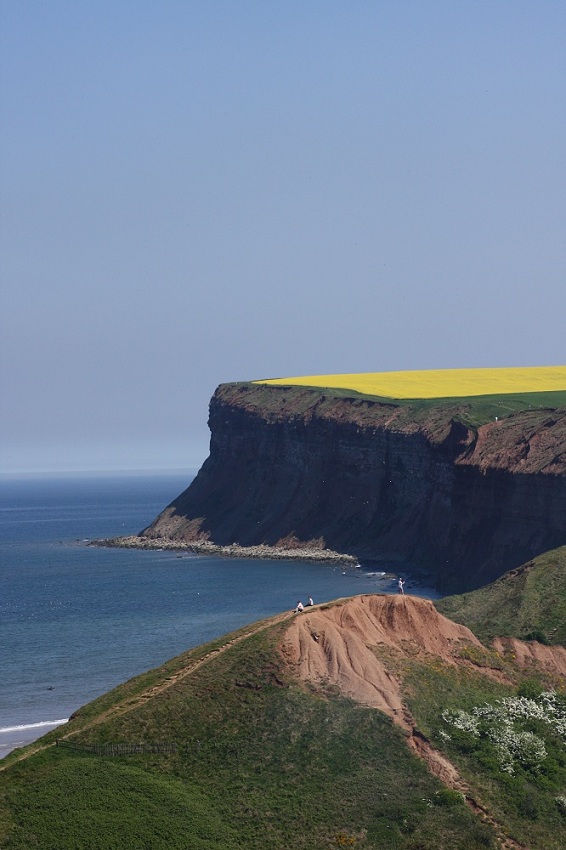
<box><xmin>0</xmin><ymin>472</ymin><xmax>439</xmax><ymax>758</ymax></box>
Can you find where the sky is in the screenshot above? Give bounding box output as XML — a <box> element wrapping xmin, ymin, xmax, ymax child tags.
<box><xmin>1</xmin><ymin>1</ymin><xmax>565</xmax><ymax>475</ymax></box>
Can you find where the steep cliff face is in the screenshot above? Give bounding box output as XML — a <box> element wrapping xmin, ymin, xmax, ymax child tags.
<box><xmin>143</xmin><ymin>383</ymin><xmax>566</xmax><ymax>592</ymax></box>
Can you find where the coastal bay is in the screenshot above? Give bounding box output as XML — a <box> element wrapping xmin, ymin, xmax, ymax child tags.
<box><xmin>0</xmin><ymin>473</ymin><xmax>436</xmax><ymax>757</ymax></box>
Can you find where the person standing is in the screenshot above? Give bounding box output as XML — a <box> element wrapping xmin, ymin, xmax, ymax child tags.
<box><xmin>398</xmin><ymin>578</ymin><xmax>405</xmax><ymax>594</ymax></box>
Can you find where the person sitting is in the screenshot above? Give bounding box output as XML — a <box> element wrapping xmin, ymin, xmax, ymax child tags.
<box><xmin>294</xmin><ymin>601</ymin><xmax>304</xmax><ymax>613</ymax></box>
<box><xmin>306</xmin><ymin>596</ymin><xmax>314</xmax><ymax>606</ymax></box>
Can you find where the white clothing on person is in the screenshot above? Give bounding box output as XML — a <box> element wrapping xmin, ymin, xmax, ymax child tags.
<box><xmin>295</xmin><ymin>601</ymin><xmax>304</xmax><ymax>613</ymax></box>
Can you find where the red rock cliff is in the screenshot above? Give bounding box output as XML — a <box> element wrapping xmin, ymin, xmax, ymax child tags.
<box><xmin>142</xmin><ymin>383</ymin><xmax>566</xmax><ymax>592</ymax></box>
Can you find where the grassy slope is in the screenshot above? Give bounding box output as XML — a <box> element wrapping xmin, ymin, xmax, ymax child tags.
<box><xmin>1</xmin><ymin>621</ymin><xmax>494</xmax><ymax>850</ymax></box>
<box><xmin>436</xmin><ymin>546</ymin><xmax>566</xmax><ymax>646</ymax></box>
<box><xmin>400</xmin><ymin>656</ymin><xmax>566</xmax><ymax>850</ymax></box>
<box><xmin>2</xmin><ymin>596</ymin><xmax>566</xmax><ymax>850</ymax></box>
<box><xmin>241</xmin><ymin>379</ymin><xmax>566</xmax><ymax>429</ymax></box>
<box><xmin>394</xmin><ymin>389</ymin><xmax>566</xmax><ymax>428</ymax></box>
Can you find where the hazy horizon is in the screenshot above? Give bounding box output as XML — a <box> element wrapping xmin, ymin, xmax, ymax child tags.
<box><xmin>2</xmin><ymin>2</ymin><xmax>565</xmax><ymax>474</ymax></box>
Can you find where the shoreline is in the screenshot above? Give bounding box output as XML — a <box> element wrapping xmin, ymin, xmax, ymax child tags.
<box><xmin>1</xmin><ymin>719</ymin><xmax>69</xmax><ymax>760</ymax></box>
<box><xmin>92</xmin><ymin>535</ymin><xmax>359</xmax><ymax>566</ymax></box>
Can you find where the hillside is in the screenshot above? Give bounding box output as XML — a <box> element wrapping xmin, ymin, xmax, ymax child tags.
<box><xmin>1</xmin><ymin>593</ymin><xmax>565</xmax><ymax>850</ymax></box>
<box><xmin>139</xmin><ymin>378</ymin><xmax>566</xmax><ymax>592</ymax></box>
<box><xmin>436</xmin><ymin>545</ymin><xmax>566</xmax><ymax>646</ymax></box>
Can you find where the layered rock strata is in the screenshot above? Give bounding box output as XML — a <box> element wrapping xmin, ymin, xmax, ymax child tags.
<box><xmin>141</xmin><ymin>383</ymin><xmax>566</xmax><ymax>592</ymax></box>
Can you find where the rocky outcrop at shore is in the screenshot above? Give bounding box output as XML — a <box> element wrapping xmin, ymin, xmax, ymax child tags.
<box><xmin>96</xmin><ymin>535</ymin><xmax>357</xmax><ymax>565</ymax></box>
<box><xmin>138</xmin><ymin>382</ymin><xmax>566</xmax><ymax>592</ymax></box>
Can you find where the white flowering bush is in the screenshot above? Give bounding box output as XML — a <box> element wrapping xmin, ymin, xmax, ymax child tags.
<box><xmin>440</xmin><ymin>691</ymin><xmax>565</xmax><ymax>775</ymax></box>
<box><xmin>487</xmin><ymin>727</ymin><xmax>547</xmax><ymax>774</ymax></box>
<box><xmin>441</xmin><ymin>708</ymin><xmax>480</xmax><ymax>737</ymax></box>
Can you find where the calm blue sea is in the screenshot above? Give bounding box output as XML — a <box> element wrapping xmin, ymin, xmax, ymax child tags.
<box><xmin>0</xmin><ymin>472</ymin><xmax>438</xmax><ymax>757</ymax></box>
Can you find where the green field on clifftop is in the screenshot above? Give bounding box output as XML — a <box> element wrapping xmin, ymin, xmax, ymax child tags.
<box><xmin>243</xmin><ymin>379</ymin><xmax>566</xmax><ymax>429</ymax></box>
<box><xmin>254</xmin><ymin>366</ymin><xmax>566</xmax><ymax>427</ymax></box>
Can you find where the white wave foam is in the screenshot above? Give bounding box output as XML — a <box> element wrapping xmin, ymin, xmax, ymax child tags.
<box><xmin>0</xmin><ymin>719</ymin><xmax>68</xmax><ymax>734</ymax></box>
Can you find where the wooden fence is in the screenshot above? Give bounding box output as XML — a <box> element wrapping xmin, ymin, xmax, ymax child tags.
<box><xmin>55</xmin><ymin>740</ymin><xmax>179</xmax><ymax>756</ymax></box>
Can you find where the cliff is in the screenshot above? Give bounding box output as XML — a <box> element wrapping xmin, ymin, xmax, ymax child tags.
<box><xmin>142</xmin><ymin>382</ymin><xmax>566</xmax><ymax>592</ymax></box>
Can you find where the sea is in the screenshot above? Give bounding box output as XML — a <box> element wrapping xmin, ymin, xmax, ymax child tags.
<box><xmin>0</xmin><ymin>472</ymin><xmax>439</xmax><ymax>758</ymax></box>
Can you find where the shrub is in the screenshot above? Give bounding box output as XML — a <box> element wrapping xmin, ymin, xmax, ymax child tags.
<box><xmin>433</xmin><ymin>789</ymin><xmax>466</xmax><ymax>808</ymax></box>
<box><xmin>440</xmin><ymin>692</ymin><xmax>565</xmax><ymax>775</ymax></box>
<box><xmin>517</xmin><ymin>680</ymin><xmax>545</xmax><ymax>699</ymax></box>
<box><xmin>522</xmin><ymin>630</ymin><xmax>550</xmax><ymax>646</ymax></box>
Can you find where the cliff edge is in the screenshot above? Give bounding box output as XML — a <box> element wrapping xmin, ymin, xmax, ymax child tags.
<box><xmin>142</xmin><ymin>382</ymin><xmax>566</xmax><ymax>592</ymax></box>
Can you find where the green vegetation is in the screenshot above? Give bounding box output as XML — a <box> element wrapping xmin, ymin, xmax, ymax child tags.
<box><xmin>343</xmin><ymin>387</ymin><xmax>565</xmax><ymax>430</ymax></box>
<box><xmin>2</xmin><ymin>553</ymin><xmax>566</xmax><ymax>849</ymax></box>
<box><xmin>402</xmin><ymin>660</ymin><xmax>566</xmax><ymax>850</ymax></box>
<box><xmin>440</xmin><ymin>692</ymin><xmax>565</xmax><ymax>775</ymax></box>
<box><xmin>1</xmin><ymin>755</ymin><xmax>238</xmax><ymax>850</ymax></box>
<box><xmin>230</xmin><ymin>379</ymin><xmax>566</xmax><ymax>429</ymax></box>
<box><xmin>436</xmin><ymin>546</ymin><xmax>566</xmax><ymax>645</ymax></box>
<box><xmin>402</xmin><ymin>550</ymin><xmax>566</xmax><ymax>849</ymax></box>
<box><xmin>1</xmin><ymin>623</ymin><xmax>493</xmax><ymax>850</ymax></box>
<box><xmin>391</xmin><ymin>389</ymin><xmax>566</xmax><ymax>428</ymax></box>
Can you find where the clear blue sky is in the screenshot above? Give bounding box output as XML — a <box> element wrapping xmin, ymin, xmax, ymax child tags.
<box><xmin>1</xmin><ymin>1</ymin><xmax>565</xmax><ymax>474</ymax></box>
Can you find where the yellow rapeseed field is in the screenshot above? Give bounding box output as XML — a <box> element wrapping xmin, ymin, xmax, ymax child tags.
<box><xmin>254</xmin><ymin>365</ymin><xmax>566</xmax><ymax>400</ymax></box>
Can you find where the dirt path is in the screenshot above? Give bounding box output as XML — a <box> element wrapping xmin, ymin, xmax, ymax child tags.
<box><xmin>1</xmin><ymin>611</ymin><xmax>294</xmax><ymax>770</ymax></box>
<box><xmin>0</xmin><ymin>593</ymin><xmax>550</xmax><ymax>849</ymax></box>
<box><xmin>282</xmin><ymin>595</ymin><xmax>532</xmax><ymax>850</ymax></box>
<box><xmin>405</xmin><ymin>718</ymin><xmax>528</xmax><ymax>850</ymax></box>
